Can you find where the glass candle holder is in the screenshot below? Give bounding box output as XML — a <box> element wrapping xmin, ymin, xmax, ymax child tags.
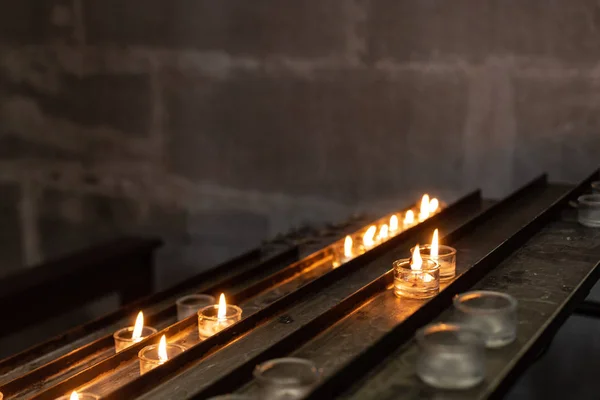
<box><xmin>113</xmin><ymin>326</ymin><xmax>157</xmax><ymax>352</ymax></box>
<box><xmin>591</xmin><ymin>181</ymin><xmax>600</xmax><ymax>194</ymax></box>
<box><xmin>254</xmin><ymin>358</ymin><xmax>321</xmax><ymax>400</ymax></box>
<box><xmin>393</xmin><ymin>258</ymin><xmax>440</xmax><ymax>299</ymax></box>
<box><xmin>576</xmin><ymin>194</ymin><xmax>600</xmax><ymax>227</ymax></box>
<box><xmin>411</xmin><ymin>244</ymin><xmax>457</xmax><ymax>281</ymax></box>
<box><xmin>138</xmin><ymin>342</ymin><xmax>186</xmax><ymax>375</ymax></box>
<box><xmin>198</xmin><ymin>304</ymin><xmax>242</xmax><ymax>340</ymax></box>
<box><xmin>55</xmin><ymin>393</ymin><xmax>100</xmax><ymax>400</ymax></box>
<box><xmin>176</xmin><ymin>294</ymin><xmax>216</xmax><ymax>321</ymax></box>
<box><xmin>453</xmin><ymin>290</ymin><xmax>517</xmax><ymax>348</ymax></box>
<box><xmin>416</xmin><ymin>323</ymin><xmax>485</xmax><ymax>390</ymax></box>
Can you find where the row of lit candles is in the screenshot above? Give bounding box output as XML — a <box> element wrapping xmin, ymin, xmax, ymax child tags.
<box><xmin>53</xmin><ymin>194</ymin><xmax>443</xmax><ymax>400</ymax></box>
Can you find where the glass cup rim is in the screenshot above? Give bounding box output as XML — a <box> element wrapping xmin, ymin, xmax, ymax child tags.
<box><xmin>578</xmin><ymin>194</ymin><xmax>600</xmax><ymax>205</ymax></box>
<box><xmin>410</xmin><ymin>244</ymin><xmax>457</xmax><ymax>257</ymax></box>
<box><xmin>198</xmin><ymin>304</ymin><xmax>243</xmax><ymax>320</ymax></box>
<box><xmin>55</xmin><ymin>394</ymin><xmax>100</xmax><ymax>400</ymax></box>
<box><xmin>138</xmin><ymin>342</ymin><xmax>186</xmax><ymax>363</ymax></box>
<box><xmin>416</xmin><ymin>322</ymin><xmax>484</xmax><ymax>349</ymax></box>
<box><xmin>453</xmin><ymin>290</ymin><xmax>517</xmax><ymax>314</ymax></box>
<box><xmin>113</xmin><ymin>326</ymin><xmax>157</xmax><ymax>342</ymax></box>
<box><xmin>253</xmin><ymin>357</ymin><xmax>321</xmax><ymax>385</ymax></box>
<box><xmin>206</xmin><ymin>396</ymin><xmax>254</xmax><ymax>400</ymax></box>
<box><xmin>393</xmin><ymin>258</ymin><xmax>440</xmax><ymax>272</ymax></box>
<box><xmin>176</xmin><ymin>293</ymin><xmax>216</xmax><ymax>307</ymax></box>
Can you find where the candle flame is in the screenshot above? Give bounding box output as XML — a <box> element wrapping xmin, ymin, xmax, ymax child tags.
<box><xmin>132</xmin><ymin>311</ymin><xmax>144</xmax><ymax>341</ymax></box>
<box><xmin>431</xmin><ymin>229</ymin><xmax>439</xmax><ymax>259</ymax></box>
<box><xmin>363</xmin><ymin>225</ymin><xmax>376</xmax><ymax>248</ymax></box>
<box><xmin>377</xmin><ymin>224</ymin><xmax>389</xmax><ymax>241</ymax></box>
<box><xmin>70</xmin><ymin>391</ymin><xmax>79</xmax><ymax>400</ymax></box>
<box><xmin>404</xmin><ymin>210</ymin><xmax>415</xmax><ymax>225</ymax></box>
<box><xmin>411</xmin><ymin>244</ymin><xmax>423</xmax><ymax>271</ymax></box>
<box><xmin>389</xmin><ymin>214</ymin><xmax>399</xmax><ymax>232</ymax></box>
<box><xmin>419</xmin><ymin>194</ymin><xmax>430</xmax><ymax>220</ymax></box>
<box><xmin>218</xmin><ymin>293</ymin><xmax>227</xmax><ymax>320</ymax></box>
<box><xmin>429</xmin><ymin>198</ymin><xmax>439</xmax><ymax>214</ymax></box>
<box><xmin>158</xmin><ymin>335</ymin><xmax>168</xmax><ymax>362</ymax></box>
<box><xmin>343</xmin><ymin>235</ymin><xmax>353</xmax><ymax>258</ymax></box>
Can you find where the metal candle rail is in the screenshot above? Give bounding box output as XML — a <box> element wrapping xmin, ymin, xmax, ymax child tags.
<box><xmin>129</xmin><ymin>175</ymin><xmax>554</xmax><ymax>399</ymax></box>
<box><xmin>304</xmin><ymin>171</ymin><xmax>599</xmax><ymax>399</ymax></box>
<box><xmin>23</xmin><ymin>193</ymin><xmax>477</xmax><ymax>399</ymax></box>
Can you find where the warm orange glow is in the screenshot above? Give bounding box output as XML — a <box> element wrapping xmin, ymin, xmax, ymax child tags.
<box><xmin>429</xmin><ymin>198</ymin><xmax>439</xmax><ymax>214</ymax></box>
<box><xmin>411</xmin><ymin>245</ymin><xmax>423</xmax><ymax>271</ymax></box>
<box><xmin>377</xmin><ymin>224</ymin><xmax>389</xmax><ymax>241</ymax></box>
<box><xmin>389</xmin><ymin>214</ymin><xmax>399</xmax><ymax>232</ymax></box>
<box><xmin>343</xmin><ymin>235</ymin><xmax>353</xmax><ymax>258</ymax></box>
<box><xmin>218</xmin><ymin>293</ymin><xmax>227</xmax><ymax>320</ymax></box>
<box><xmin>404</xmin><ymin>210</ymin><xmax>415</xmax><ymax>225</ymax></box>
<box><xmin>158</xmin><ymin>335</ymin><xmax>168</xmax><ymax>362</ymax></box>
<box><xmin>431</xmin><ymin>229</ymin><xmax>439</xmax><ymax>259</ymax></box>
<box><xmin>70</xmin><ymin>392</ymin><xmax>79</xmax><ymax>400</ymax></box>
<box><xmin>419</xmin><ymin>194</ymin><xmax>430</xmax><ymax>220</ymax></box>
<box><xmin>132</xmin><ymin>311</ymin><xmax>144</xmax><ymax>341</ymax></box>
<box><xmin>363</xmin><ymin>225</ymin><xmax>377</xmax><ymax>248</ymax></box>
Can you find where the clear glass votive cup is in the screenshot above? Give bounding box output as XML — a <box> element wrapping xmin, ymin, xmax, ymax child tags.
<box><xmin>113</xmin><ymin>326</ymin><xmax>157</xmax><ymax>352</ymax></box>
<box><xmin>254</xmin><ymin>358</ymin><xmax>321</xmax><ymax>400</ymax></box>
<box><xmin>138</xmin><ymin>342</ymin><xmax>186</xmax><ymax>375</ymax></box>
<box><xmin>591</xmin><ymin>181</ymin><xmax>600</xmax><ymax>194</ymax></box>
<box><xmin>411</xmin><ymin>244</ymin><xmax>457</xmax><ymax>281</ymax></box>
<box><xmin>55</xmin><ymin>393</ymin><xmax>100</xmax><ymax>400</ymax></box>
<box><xmin>416</xmin><ymin>323</ymin><xmax>485</xmax><ymax>390</ymax></box>
<box><xmin>453</xmin><ymin>290</ymin><xmax>517</xmax><ymax>348</ymax></box>
<box><xmin>576</xmin><ymin>194</ymin><xmax>600</xmax><ymax>227</ymax></box>
<box><xmin>176</xmin><ymin>294</ymin><xmax>216</xmax><ymax>321</ymax></box>
<box><xmin>393</xmin><ymin>258</ymin><xmax>440</xmax><ymax>299</ymax></box>
<box><xmin>198</xmin><ymin>304</ymin><xmax>243</xmax><ymax>340</ymax></box>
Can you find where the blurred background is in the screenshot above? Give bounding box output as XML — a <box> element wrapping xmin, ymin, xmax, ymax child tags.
<box><xmin>1</xmin><ymin>1</ymin><xmax>600</xmax><ymax>398</ymax></box>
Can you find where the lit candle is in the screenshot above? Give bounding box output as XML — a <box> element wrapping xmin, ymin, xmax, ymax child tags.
<box><xmin>198</xmin><ymin>293</ymin><xmax>242</xmax><ymax>340</ymax></box>
<box><xmin>376</xmin><ymin>224</ymin><xmax>389</xmax><ymax>242</ymax></box>
<box><xmin>393</xmin><ymin>245</ymin><xmax>440</xmax><ymax>299</ymax></box>
<box><xmin>362</xmin><ymin>225</ymin><xmax>377</xmax><ymax>250</ymax></box>
<box><xmin>413</xmin><ymin>229</ymin><xmax>457</xmax><ymax>281</ymax></box>
<box><xmin>429</xmin><ymin>198</ymin><xmax>439</xmax><ymax>214</ymax></box>
<box><xmin>55</xmin><ymin>390</ymin><xmax>99</xmax><ymax>400</ymax></box>
<box><xmin>138</xmin><ymin>335</ymin><xmax>186</xmax><ymax>375</ymax></box>
<box><xmin>404</xmin><ymin>210</ymin><xmax>415</xmax><ymax>228</ymax></box>
<box><xmin>333</xmin><ymin>235</ymin><xmax>354</xmax><ymax>268</ymax></box>
<box><xmin>389</xmin><ymin>214</ymin><xmax>399</xmax><ymax>234</ymax></box>
<box><xmin>113</xmin><ymin>311</ymin><xmax>157</xmax><ymax>352</ymax></box>
<box><xmin>419</xmin><ymin>194</ymin><xmax>430</xmax><ymax>222</ymax></box>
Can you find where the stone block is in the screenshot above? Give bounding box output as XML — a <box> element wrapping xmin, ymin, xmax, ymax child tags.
<box><xmin>367</xmin><ymin>0</ymin><xmax>600</xmax><ymax>64</ymax></box>
<box><xmin>3</xmin><ymin>72</ymin><xmax>152</xmax><ymax>137</ymax></box>
<box><xmin>84</xmin><ymin>0</ymin><xmax>355</xmax><ymax>58</ymax></box>
<box><xmin>0</xmin><ymin>183</ymin><xmax>23</xmax><ymax>276</ymax></box>
<box><xmin>0</xmin><ymin>0</ymin><xmax>75</xmax><ymax>44</ymax></box>
<box><xmin>166</xmin><ymin>68</ymin><xmax>468</xmax><ymax>204</ymax></box>
<box><xmin>512</xmin><ymin>75</ymin><xmax>600</xmax><ymax>185</ymax></box>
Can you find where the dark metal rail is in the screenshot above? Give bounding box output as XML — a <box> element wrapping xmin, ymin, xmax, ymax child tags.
<box><xmin>304</xmin><ymin>170</ymin><xmax>599</xmax><ymax>399</ymax></box>
<box><xmin>158</xmin><ymin>175</ymin><xmax>551</xmax><ymax>399</ymax></box>
<box><xmin>29</xmin><ymin>192</ymin><xmax>481</xmax><ymax>399</ymax></box>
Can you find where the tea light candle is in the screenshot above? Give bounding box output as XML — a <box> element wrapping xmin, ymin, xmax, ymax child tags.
<box><xmin>55</xmin><ymin>391</ymin><xmax>100</xmax><ymax>400</ymax></box>
<box><xmin>389</xmin><ymin>214</ymin><xmax>399</xmax><ymax>235</ymax></box>
<box><xmin>376</xmin><ymin>224</ymin><xmax>389</xmax><ymax>243</ymax></box>
<box><xmin>393</xmin><ymin>245</ymin><xmax>440</xmax><ymax>299</ymax></box>
<box><xmin>418</xmin><ymin>194</ymin><xmax>430</xmax><ymax>222</ymax></box>
<box><xmin>113</xmin><ymin>311</ymin><xmax>157</xmax><ymax>352</ymax></box>
<box><xmin>198</xmin><ymin>293</ymin><xmax>242</xmax><ymax>340</ymax></box>
<box><xmin>411</xmin><ymin>229</ymin><xmax>456</xmax><ymax>281</ymax></box>
<box><xmin>428</xmin><ymin>197</ymin><xmax>439</xmax><ymax>214</ymax></box>
<box><xmin>138</xmin><ymin>335</ymin><xmax>186</xmax><ymax>375</ymax></box>
<box><xmin>332</xmin><ymin>235</ymin><xmax>354</xmax><ymax>268</ymax></box>
<box><xmin>361</xmin><ymin>225</ymin><xmax>377</xmax><ymax>250</ymax></box>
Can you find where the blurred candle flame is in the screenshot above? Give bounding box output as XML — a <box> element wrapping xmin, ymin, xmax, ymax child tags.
<box><xmin>343</xmin><ymin>235</ymin><xmax>353</xmax><ymax>258</ymax></box>
<box><xmin>389</xmin><ymin>215</ymin><xmax>399</xmax><ymax>232</ymax></box>
<box><xmin>363</xmin><ymin>225</ymin><xmax>376</xmax><ymax>248</ymax></box>
<box><xmin>404</xmin><ymin>210</ymin><xmax>415</xmax><ymax>225</ymax></box>
<box><xmin>431</xmin><ymin>229</ymin><xmax>439</xmax><ymax>259</ymax></box>
<box><xmin>70</xmin><ymin>392</ymin><xmax>79</xmax><ymax>400</ymax></box>
<box><xmin>419</xmin><ymin>194</ymin><xmax>430</xmax><ymax>221</ymax></box>
<box><xmin>377</xmin><ymin>224</ymin><xmax>389</xmax><ymax>241</ymax></box>
<box><xmin>429</xmin><ymin>198</ymin><xmax>439</xmax><ymax>214</ymax></box>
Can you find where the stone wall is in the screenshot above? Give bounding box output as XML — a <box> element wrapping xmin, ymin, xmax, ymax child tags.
<box><xmin>1</xmin><ymin>1</ymin><xmax>599</xmax><ymax>287</ymax></box>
